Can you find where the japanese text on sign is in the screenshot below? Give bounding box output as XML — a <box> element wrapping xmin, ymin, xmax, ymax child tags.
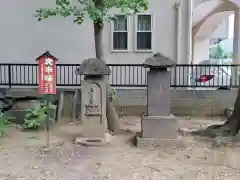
<box><xmin>38</xmin><ymin>56</ymin><xmax>57</xmax><ymax>94</ymax></box>
<box><xmin>43</xmin><ymin>58</ymin><xmax>53</xmax><ymax>93</ymax></box>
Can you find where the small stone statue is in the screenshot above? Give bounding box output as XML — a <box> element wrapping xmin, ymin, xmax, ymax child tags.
<box><xmin>88</xmin><ymin>88</ymin><xmax>94</xmax><ymax>105</ymax></box>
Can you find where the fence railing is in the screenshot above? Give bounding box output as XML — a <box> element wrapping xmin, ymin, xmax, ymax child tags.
<box><xmin>0</xmin><ymin>64</ymin><xmax>240</xmax><ymax>88</ymax></box>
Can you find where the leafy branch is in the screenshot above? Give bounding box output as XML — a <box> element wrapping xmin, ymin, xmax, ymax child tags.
<box><xmin>23</xmin><ymin>102</ymin><xmax>57</xmax><ymax>130</ymax></box>
<box><xmin>34</xmin><ymin>0</ymin><xmax>148</xmax><ymax>131</ymax></box>
<box><xmin>35</xmin><ymin>0</ymin><xmax>148</xmax><ymax>25</ymax></box>
<box><xmin>0</xmin><ymin>112</ymin><xmax>21</xmax><ymax>137</ymax></box>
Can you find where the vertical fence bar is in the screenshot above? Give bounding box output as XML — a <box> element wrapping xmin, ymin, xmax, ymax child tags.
<box><xmin>0</xmin><ymin>63</ymin><xmax>240</xmax><ymax>88</ymax></box>
<box><xmin>8</xmin><ymin>64</ymin><xmax>12</xmax><ymax>88</ymax></box>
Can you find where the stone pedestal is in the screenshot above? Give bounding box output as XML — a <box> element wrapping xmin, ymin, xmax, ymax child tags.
<box><xmin>141</xmin><ymin>115</ymin><xmax>178</xmax><ymax>138</ymax></box>
<box><xmin>75</xmin><ymin>58</ymin><xmax>110</xmax><ymax>143</ymax></box>
<box><xmin>81</xmin><ymin>77</ymin><xmax>107</xmax><ymax>138</ymax></box>
<box><xmin>136</xmin><ymin>53</ymin><xmax>181</xmax><ymax>148</ymax></box>
<box><xmin>147</xmin><ymin>70</ymin><xmax>170</xmax><ymax>116</ymax></box>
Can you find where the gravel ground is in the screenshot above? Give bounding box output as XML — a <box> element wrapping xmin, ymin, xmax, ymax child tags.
<box><xmin>0</xmin><ymin>117</ymin><xmax>239</xmax><ymax>180</ymax></box>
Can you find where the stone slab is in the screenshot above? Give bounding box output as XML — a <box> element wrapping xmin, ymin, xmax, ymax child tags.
<box><xmin>136</xmin><ymin>136</ymin><xmax>185</xmax><ymax>149</ymax></box>
<box><xmin>75</xmin><ymin>137</ymin><xmax>106</xmax><ymax>147</ymax></box>
<box><xmin>80</xmin><ymin>123</ymin><xmax>106</xmax><ymax>138</ymax></box>
<box><xmin>141</xmin><ymin>115</ymin><xmax>178</xmax><ymax>138</ymax></box>
<box><xmin>81</xmin><ymin>78</ymin><xmax>108</xmax><ymax>138</ymax></box>
<box><xmin>147</xmin><ymin>70</ymin><xmax>171</xmax><ymax>116</ymax></box>
<box><xmin>75</xmin><ymin>133</ymin><xmax>112</xmax><ymax>147</ymax></box>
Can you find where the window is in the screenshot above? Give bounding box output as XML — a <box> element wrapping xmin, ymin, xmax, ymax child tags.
<box><xmin>112</xmin><ymin>15</ymin><xmax>129</xmax><ymax>51</ymax></box>
<box><xmin>136</xmin><ymin>14</ymin><xmax>152</xmax><ymax>51</ymax></box>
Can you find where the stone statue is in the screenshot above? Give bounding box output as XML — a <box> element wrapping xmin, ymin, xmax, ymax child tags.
<box><xmin>88</xmin><ymin>88</ymin><xmax>94</xmax><ymax>105</ymax></box>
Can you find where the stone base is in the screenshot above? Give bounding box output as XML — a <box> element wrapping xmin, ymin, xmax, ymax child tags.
<box><xmin>75</xmin><ymin>133</ymin><xmax>112</xmax><ymax>147</ymax></box>
<box><xmin>141</xmin><ymin>115</ymin><xmax>178</xmax><ymax>138</ymax></box>
<box><xmin>81</xmin><ymin>123</ymin><xmax>106</xmax><ymax>138</ymax></box>
<box><xmin>136</xmin><ymin>136</ymin><xmax>185</xmax><ymax>149</ymax></box>
<box><xmin>75</xmin><ymin>137</ymin><xmax>107</xmax><ymax>147</ymax></box>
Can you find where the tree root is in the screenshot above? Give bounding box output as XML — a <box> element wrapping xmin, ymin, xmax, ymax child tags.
<box><xmin>189</xmin><ymin>88</ymin><xmax>240</xmax><ymax>138</ymax></box>
<box><xmin>190</xmin><ymin>123</ymin><xmax>237</xmax><ymax>138</ymax></box>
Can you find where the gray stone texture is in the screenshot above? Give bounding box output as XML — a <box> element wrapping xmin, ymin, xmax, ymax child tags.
<box><xmin>143</xmin><ymin>52</ymin><xmax>176</xmax><ymax>68</ymax></box>
<box><xmin>136</xmin><ymin>136</ymin><xmax>185</xmax><ymax>149</ymax></box>
<box><xmin>114</xmin><ymin>88</ymin><xmax>237</xmax><ymax>117</ymax></box>
<box><xmin>62</xmin><ymin>91</ymin><xmax>75</xmax><ymax>119</ymax></box>
<box><xmin>0</xmin><ymin>88</ymin><xmax>237</xmax><ymax>118</ymax></box>
<box><xmin>141</xmin><ymin>115</ymin><xmax>178</xmax><ymax>138</ymax></box>
<box><xmin>75</xmin><ymin>58</ymin><xmax>111</xmax><ymax>76</ymax></box>
<box><xmin>147</xmin><ymin>70</ymin><xmax>171</xmax><ymax>116</ymax></box>
<box><xmin>141</xmin><ymin>53</ymin><xmax>178</xmax><ymax>142</ymax></box>
<box><xmin>80</xmin><ymin>77</ymin><xmax>108</xmax><ymax>138</ymax></box>
<box><xmin>76</xmin><ymin>58</ymin><xmax>110</xmax><ymax>138</ymax></box>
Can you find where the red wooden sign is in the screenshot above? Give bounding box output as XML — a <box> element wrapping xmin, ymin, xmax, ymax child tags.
<box><xmin>36</xmin><ymin>51</ymin><xmax>58</xmax><ymax>94</ymax></box>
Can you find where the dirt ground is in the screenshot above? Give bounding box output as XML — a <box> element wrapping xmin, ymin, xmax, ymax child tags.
<box><xmin>0</xmin><ymin>117</ymin><xmax>240</xmax><ymax>180</ymax></box>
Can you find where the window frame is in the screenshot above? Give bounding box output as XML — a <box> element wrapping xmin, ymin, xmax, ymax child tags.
<box><xmin>110</xmin><ymin>13</ymin><xmax>130</xmax><ymax>52</ymax></box>
<box><xmin>134</xmin><ymin>13</ymin><xmax>154</xmax><ymax>52</ymax></box>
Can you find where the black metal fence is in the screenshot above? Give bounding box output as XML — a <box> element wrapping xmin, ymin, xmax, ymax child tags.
<box><xmin>0</xmin><ymin>63</ymin><xmax>240</xmax><ymax>88</ymax></box>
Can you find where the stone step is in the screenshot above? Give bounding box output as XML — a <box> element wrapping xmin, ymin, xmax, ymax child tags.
<box><xmin>6</xmin><ymin>88</ymin><xmax>40</xmax><ymax>98</ymax></box>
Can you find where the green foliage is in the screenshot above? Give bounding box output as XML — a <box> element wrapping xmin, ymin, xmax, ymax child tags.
<box><xmin>223</xmin><ymin>52</ymin><xmax>232</xmax><ymax>59</ymax></box>
<box><xmin>109</xmin><ymin>88</ymin><xmax>117</xmax><ymax>102</ymax></box>
<box><xmin>23</xmin><ymin>103</ymin><xmax>46</xmax><ymax>129</ymax></box>
<box><xmin>35</xmin><ymin>0</ymin><xmax>148</xmax><ymax>25</ymax></box>
<box><xmin>0</xmin><ymin>112</ymin><xmax>13</xmax><ymax>137</ymax></box>
<box><xmin>23</xmin><ymin>102</ymin><xmax>57</xmax><ymax>130</ymax></box>
<box><xmin>210</xmin><ymin>44</ymin><xmax>232</xmax><ymax>59</ymax></box>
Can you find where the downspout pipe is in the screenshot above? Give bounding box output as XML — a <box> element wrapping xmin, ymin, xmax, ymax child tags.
<box><xmin>174</xmin><ymin>2</ymin><xmax>181</xmax><ymax>64</ymax></box>
<box><xmin>174</xmin><ymin>2</ymin><xmax>181</xmax><ymax>87</ymax></box>
<box><xmin>187</xmin><ymin>0</ymin><xmax>193</xmax><ymax>87</ymax></box>
<box><xmin>187</xmin><ymin>0</ymin><xmax>193</xmax><ymax>64</ymax></box>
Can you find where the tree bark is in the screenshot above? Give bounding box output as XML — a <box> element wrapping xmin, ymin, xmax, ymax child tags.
<box><xmin>93</xmin><ymin>23</ymin><xmax>104</xmax><ymax>60</ymax></box>
<box><xmin>191</xmin><ymin>88</ymin><xmax>240</xmax><ymax>137</ymax></box>
<box><xmin>93</xmin><ymin>15</ymin><xmax>120</xmax><ymax>132</ymax></box>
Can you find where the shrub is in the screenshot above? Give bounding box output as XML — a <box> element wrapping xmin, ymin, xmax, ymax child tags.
<box><xmin>23</xmin><ymin>102</ymin><xmax>57</xmax><ymax>130</ymax></box>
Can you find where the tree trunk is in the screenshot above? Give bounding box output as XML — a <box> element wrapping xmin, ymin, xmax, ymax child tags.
<box><xmin>191</xmin><ymin>88</ymin><xmax>240</xmax><ymax>137</ymax></box>
<box><xmin>93</xmin><ymin>21</ymin><xmax>120</xmax><ymax>132</ymax></box>
<box><xmin>93</xmin><ymin>23</ymin><xmax>104</xmax><ymax>60</ymax></box>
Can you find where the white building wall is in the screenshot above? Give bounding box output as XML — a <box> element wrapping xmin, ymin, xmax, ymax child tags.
<box><xmin>211</xmin><ymin>18</ymin><xmax>229</xmax><ymax>40</ymax></box>
<box><xmin>0</xmin><ymin>0</ymin><xmax>187</xmax><ymax>64</ymax></box>
<box><xmin>193</xmin><ymin>39</ymin><xmax>210</xmax><ymax>64</ymax></box>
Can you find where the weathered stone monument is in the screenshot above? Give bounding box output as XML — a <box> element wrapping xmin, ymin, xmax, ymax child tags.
<box><xmin>137</xmin><ymin>52</ymin><xmax>180</xmax><ymax>147</ymax></box>
<box><xmin>75</xmin><ymin>58</ymin><xmax>110</xmax><ymax>144</ymax></box>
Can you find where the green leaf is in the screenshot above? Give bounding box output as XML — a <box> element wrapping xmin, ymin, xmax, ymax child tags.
<box><xmin>0</xmin><ymin>112</ymin><xmax>13</xmax><ymax>137</ymax></box>
<box><xmin>50</xmin><ymin>104</ymin><xmax>57</xmax><ymax>110</ymax></box>
<box><xmin>23</xmin><ymin>100</ymin><xmax>56</xmax><ymax>130</ymax></box>
<box><xmin>24</xmin><ymin>108</ymin><xmax>32</xmax><ymax>112</ymax></box>
<box><xmin>35</xmin><ymin>0</ymin><xmax>148</xmax><ymax>24</ymax></box>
